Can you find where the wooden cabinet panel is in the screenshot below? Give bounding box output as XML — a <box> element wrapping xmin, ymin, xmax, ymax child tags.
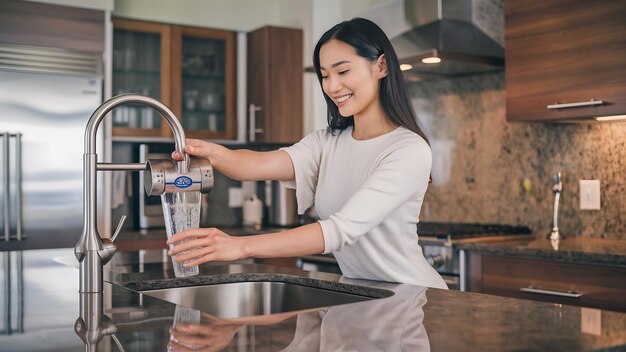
<box><xmin>505</xmin><ymin>0</ymin><xmax>626</xmax><ymax>122</ymax></box>
<box><xmin>470</xmin><ymin>253</ymin><xmax>626</xmax><ymax>312</ymax></box>
<box><xmin>0</xmin><ymin>0</ymin><xmax>104</xmax><ymax>52</ymax></box>
<box><xmin>248</xmin><ymin>26</ymin><xmax>303</xmax><ymax>143</ymax></box>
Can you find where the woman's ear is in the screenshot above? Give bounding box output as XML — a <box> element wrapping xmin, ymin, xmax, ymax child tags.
<box><xmin>376</xmin><ymin>54</ymin><xmax>388</xmax><ymax>79</ymax></box>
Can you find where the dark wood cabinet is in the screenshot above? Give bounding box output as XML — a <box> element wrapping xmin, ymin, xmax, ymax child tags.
<box><xmin>505</xmin><ymin>0</ymin><xmax>626</xmax><ymax>122</ymax></box>
<box><xmin>247</xmin><ymin>26</ymin><xmax>303</xmax><ymax>143</ymax></box>
<box><xmin>0</xmin><ymin>0</ymin><xmax>104</xmax><ymax>53</ymax></box>
<box><xmin>466</xmin><ymin>252</ymin><xmax>626</xmax><ymax>312</ymax></box>
<box><xmin>112</xmin><ymin>18</ymin><xmax>237</xmax><ymax>139</ymax></box>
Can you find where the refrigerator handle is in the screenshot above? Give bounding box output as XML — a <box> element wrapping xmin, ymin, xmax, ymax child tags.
<box><xmin>15</xmin><ymin>133</ymin><xmax>22</xmax><ymax>241</ymax></box>
<box><xmin>2</xmin><ymin>132</ymin><xmax>10</xmax><ymax>242</ymax></box>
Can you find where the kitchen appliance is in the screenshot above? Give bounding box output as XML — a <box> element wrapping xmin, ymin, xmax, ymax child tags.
<box><xmin>389</xmin><ymin>0</ymin><xmax>504</xmax><ymax>79</ymax></box>
<box><xmin>418</xmin><ymin>222</ymin><xmax>532</xmax><ymax>290</ymax></box>
<box><xmin>136</xmin><ymin>143</ymin><xmax>216</xmax><ymax>230</ymax></box>
<box><xmin>0</xmin><ymin>45</ymin><xmax>103</xmax><ymax>251</ymax></box>
<box><xmin>299</xmin><ymin>222</ymin><xmax>532</xmax><ymax>289</ymax></box>
<box><xmin>137</xmin><ymin>144</ymin><xmax>169</xmax><ymax>229</ymax></box>
<box><xmin>266</xmin><ymin>180</ymin><xmax>298</xmax><ymax>227</ymax></box>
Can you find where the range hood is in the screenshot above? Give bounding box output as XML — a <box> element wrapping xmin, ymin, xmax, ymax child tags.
<box><xmin>390</xmin><ymin>0</ymin><xmax>504</xmax><ymax>80</ymax></box>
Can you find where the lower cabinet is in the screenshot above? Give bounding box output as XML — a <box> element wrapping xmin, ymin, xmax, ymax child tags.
<box><xmin>465</xmin><ymin>252</ymin><xmax>626</xmax><ymax>312</ymax></box>
<box><xmin>255</xmin><ymin>257</ymin><xmax>299</xmax><ymax>269</ymax></box>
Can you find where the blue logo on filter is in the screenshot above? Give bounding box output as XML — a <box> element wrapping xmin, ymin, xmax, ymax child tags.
<box><xmin>174</xmin><ymin>176</ymin><xmax>193</xmax><ymax>188</ymax></box>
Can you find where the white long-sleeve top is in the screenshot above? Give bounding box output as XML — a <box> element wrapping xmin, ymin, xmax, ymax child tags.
<box><xmin>281</xmin><ymin>126</ymin><xmax>447</xmax><ymax>289</ymax></box>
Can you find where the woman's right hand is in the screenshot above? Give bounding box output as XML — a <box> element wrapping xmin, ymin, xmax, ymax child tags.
<box><xmin>171</xmin><ymin>137</ymin><xmax>293</xmax><ymax>182</ymax></box>
<box><xmin>172</xmin><ymin>139</ymin><xmax>213</xmax><ymax>161</ymax></box>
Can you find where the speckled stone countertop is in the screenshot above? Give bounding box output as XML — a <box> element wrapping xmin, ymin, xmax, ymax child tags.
<box><xmin>458</xmin><ymin>237</ymin><xmax>626</xmax><ymax>268</ymax></box>
<box><xmin>1</xmin><ymin>248</ymin><xmax>626</xmax><ymax>351</ymax></box>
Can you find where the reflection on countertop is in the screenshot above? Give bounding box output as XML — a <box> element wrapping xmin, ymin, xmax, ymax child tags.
<box><xmin>1</xmin><ymin>248</ymin><xmax>626</xmax><ymax>351</ymax></box>
<box><xmin>459</xmin><ymin>237</ymin><xmax>626</xmax><ymax>268</ymax></box>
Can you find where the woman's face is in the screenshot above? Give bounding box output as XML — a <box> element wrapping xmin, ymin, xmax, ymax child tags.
<box><xmin>319</xmin><ymin>39</ymin><xmax>386</xmax><ymax>118</ymax></box>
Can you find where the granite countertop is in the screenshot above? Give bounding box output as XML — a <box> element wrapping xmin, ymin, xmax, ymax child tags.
<box><xmin>1</xmin><ymin>248</ymin><xmax>626</xmax><ymax>351</ymax></box>
<box><xmin>458</xmin><ymin>237</ymin><xmax>626</xmax><ymax>268</ymax></box>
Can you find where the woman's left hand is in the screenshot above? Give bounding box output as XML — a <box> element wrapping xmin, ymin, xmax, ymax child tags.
<box><xmin>167</xmin><ymin>228</ymin><xmax>250</xmax><ymax>266</ymax></box>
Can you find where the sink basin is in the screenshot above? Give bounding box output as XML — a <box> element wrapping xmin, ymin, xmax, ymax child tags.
<box><xmin>140</xmin><ymin>281</ymin><xmax>382</xmax><ymax>318</ymax></box>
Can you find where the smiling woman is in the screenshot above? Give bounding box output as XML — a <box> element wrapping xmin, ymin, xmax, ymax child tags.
<box><xmin>167</xmin><ymin>18</ymin><xmax>446</xmax><ymax>289</ymax></box>
<box><xmin>312</xmin><ymin>18</ymin><xmax>430</xmax><ymax>142</ymax></box>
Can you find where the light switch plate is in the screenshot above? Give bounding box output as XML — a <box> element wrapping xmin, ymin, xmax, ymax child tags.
<box><xmin>579</xmin><ymin>180</ymin><xmax>601</xmax><ymax>210</ymax></box>
<box><xmin>581</xmin><ymin>308</ymin><xmax>602</xmax><ymax>336</ymax></box>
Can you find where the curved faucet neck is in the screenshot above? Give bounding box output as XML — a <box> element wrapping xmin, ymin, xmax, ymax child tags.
<box><xmin>84</xmin><ymin>94</ymin><xmax>188</xmax><ymax>172</ymax></box>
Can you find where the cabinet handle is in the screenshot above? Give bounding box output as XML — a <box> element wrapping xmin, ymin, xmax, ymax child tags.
<box><xmin>248</xmin><ymin>104</ymin><xmax>263</xmax><ymax>142</ymax></box>
<box><xmin>520</xmin><ymin>286</ymin><xmax>583</xmax><ymax>298</ymax></box>
<box><xmin>2</xmin><ymin>132</ymin><xmax>9</xmax><ymax>242</ymax></box>
<box><xmin>1</xmin><ymin>132</ymin><xmax>24</xmax><ymax>242</ymax></box>
<box><xmin>15</xmin><ymin>133</ymin><xmax>22</xmax><ymax>241</ymax></box>
<box><xmin>547</xmin><ymin>100</ymin><xmax>604</xmax><ymax>110</ymax></box>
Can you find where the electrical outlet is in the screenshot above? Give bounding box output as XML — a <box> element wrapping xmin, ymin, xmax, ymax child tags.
<box><xmin>579</xmin><ymin>180</ymin><xmax>601</xmax><ymax>210</ymax></box>
<box><xmin>228</xmin><ymin>187</ymin><xmax>244</xmax><ymax>207</ymax></box>
<box><xmin>581</xmin><ymin>308</ymin><xmax>602</xmax><ymax>336</ymax></box>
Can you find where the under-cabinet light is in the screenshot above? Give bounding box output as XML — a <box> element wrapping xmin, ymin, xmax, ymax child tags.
<box><xmin>421</xmin><ymin>57</ymin><xmax>442</xmax><ymax>64</ymax></box>
<box><xmin>595</xmin><ymin>115</ymin><xmax>626</xmax><ymax>121</ymax></box>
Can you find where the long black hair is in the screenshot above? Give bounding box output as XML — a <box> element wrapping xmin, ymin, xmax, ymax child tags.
<box><xmin>312</xmin><ymin>17</ymin><xmax>429</xmax><ymax>144</ymax></box>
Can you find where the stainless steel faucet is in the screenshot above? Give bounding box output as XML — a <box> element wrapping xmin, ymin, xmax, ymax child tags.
<box><xmin>75</xmin><ymin>94</ymin><xmax>212</xmax><ymax>293</ymax></box>
<box><xmin>548</xmin><ymin>171</ymin><xmax>563</xmax><ymax>249</ymax></box>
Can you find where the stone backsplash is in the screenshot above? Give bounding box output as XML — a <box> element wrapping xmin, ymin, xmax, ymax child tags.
<box><xmin>409</xmin><ymin>73</ymin><xmax>625</xmax><ymax>240</ymax></box>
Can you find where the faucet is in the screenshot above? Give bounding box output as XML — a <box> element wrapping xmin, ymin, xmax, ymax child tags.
<box><xmin>74</xmin><ymin>291</ymin><xmax>121</xmax><ymax>352</ymax></box>
<box><xmin>548</xmin><ymin>171</ymin><xmax>563</xmax><ymax>249</ymax></box>
<box><xmin>75</xmin><ymin>94</ymin><xmax>213</xmax><ymax>293</ymax></box>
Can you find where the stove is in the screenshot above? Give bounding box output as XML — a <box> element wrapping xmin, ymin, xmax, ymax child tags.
<box><xmin>417</xmin><ymin>222</ymin><xmax>533</xmax><ymax>290</ymax></box>
<box><xmin>299</xmin><ymin>222</ymin><xmax>533</xmax><ymax>290</ymax></box>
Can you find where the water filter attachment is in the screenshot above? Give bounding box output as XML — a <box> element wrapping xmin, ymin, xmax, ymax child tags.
<box><xmin>143</xmin><ymin>157</ymin><xmax>213</xmax><ymax>196</ymax></box>
<box><xmin>243</xmin><ymin>194</ymin><xmax>263</xmax><ymax>226</ymax></box>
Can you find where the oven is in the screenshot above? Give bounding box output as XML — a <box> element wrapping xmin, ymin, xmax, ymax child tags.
<box><xmin>417</xmin><ymin>222</ymin><xmax>532</xmax><ymax>291</ymax></box>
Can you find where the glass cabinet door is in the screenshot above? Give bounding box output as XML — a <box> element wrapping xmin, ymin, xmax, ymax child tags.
<box><xmin>173</xmin><ymin>27</ymin><xmax>236</xmax><ymax>140</ymax></box>
<box><xmin>112</xmin><ymin>19</ymin><xmax>171</xmax><ymax>137</ymax></box>
<box><xmin>180</xmin><ymin>36</ymin><xmax>225</xmax><ymax>132</ymax></box>
<box><xmin>111</xmin><ymin>20</ymin><xmax>235</xmax><ymax>140</ymax></box>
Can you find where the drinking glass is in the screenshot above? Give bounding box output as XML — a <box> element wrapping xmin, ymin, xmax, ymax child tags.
<box><xmin>168</xmin><ymin>305</ymin><xmax>205</xmax><ymax>351</ymax></box>
<box><xmin>161</xmin><ymin>191</ymin><xmax>201</xmax><ymax>277</ymax></box>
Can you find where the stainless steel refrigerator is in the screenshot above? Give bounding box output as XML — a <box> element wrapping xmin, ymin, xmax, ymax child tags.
<box><xmin>0</xmin><ymin>47</ymin><xmax>104</xmax><ymax>251</ymax></box>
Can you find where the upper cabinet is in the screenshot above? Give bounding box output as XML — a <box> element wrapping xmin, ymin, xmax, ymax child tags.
<box><xmin>112</xmin><ymin>19</ymin><xmax>170</xmax><ymax>137</ymax></box>
<box><xmin>505</xmin><ymin>0</ymin><xmax>626</xmax><ymax>122</ymax></box>
<box><xmin>247</xmin><ymin>26</ymin><xmax>303</xmax><ymax>143</ymax></box>
<box><xmin>0</xmin><ymin>0</ymin><xmax>104</xmax><ymax>53</ymax></box>
<box><xmin>112</xmin><ymin>18</ymin><xmax>237</xmax><ymax>139</ymax></box>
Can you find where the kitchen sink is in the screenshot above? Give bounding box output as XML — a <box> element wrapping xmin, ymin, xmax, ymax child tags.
<box><xmin>140</xmin><ymin>281</ymin><xmax>385</xmax><ymax>318</ymax></box>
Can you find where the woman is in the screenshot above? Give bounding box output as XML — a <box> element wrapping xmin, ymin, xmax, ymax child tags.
<box><xmin>168</xmin><ymin>18</ymin><xmax>447</xmax><ymax>289</ymax></box>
